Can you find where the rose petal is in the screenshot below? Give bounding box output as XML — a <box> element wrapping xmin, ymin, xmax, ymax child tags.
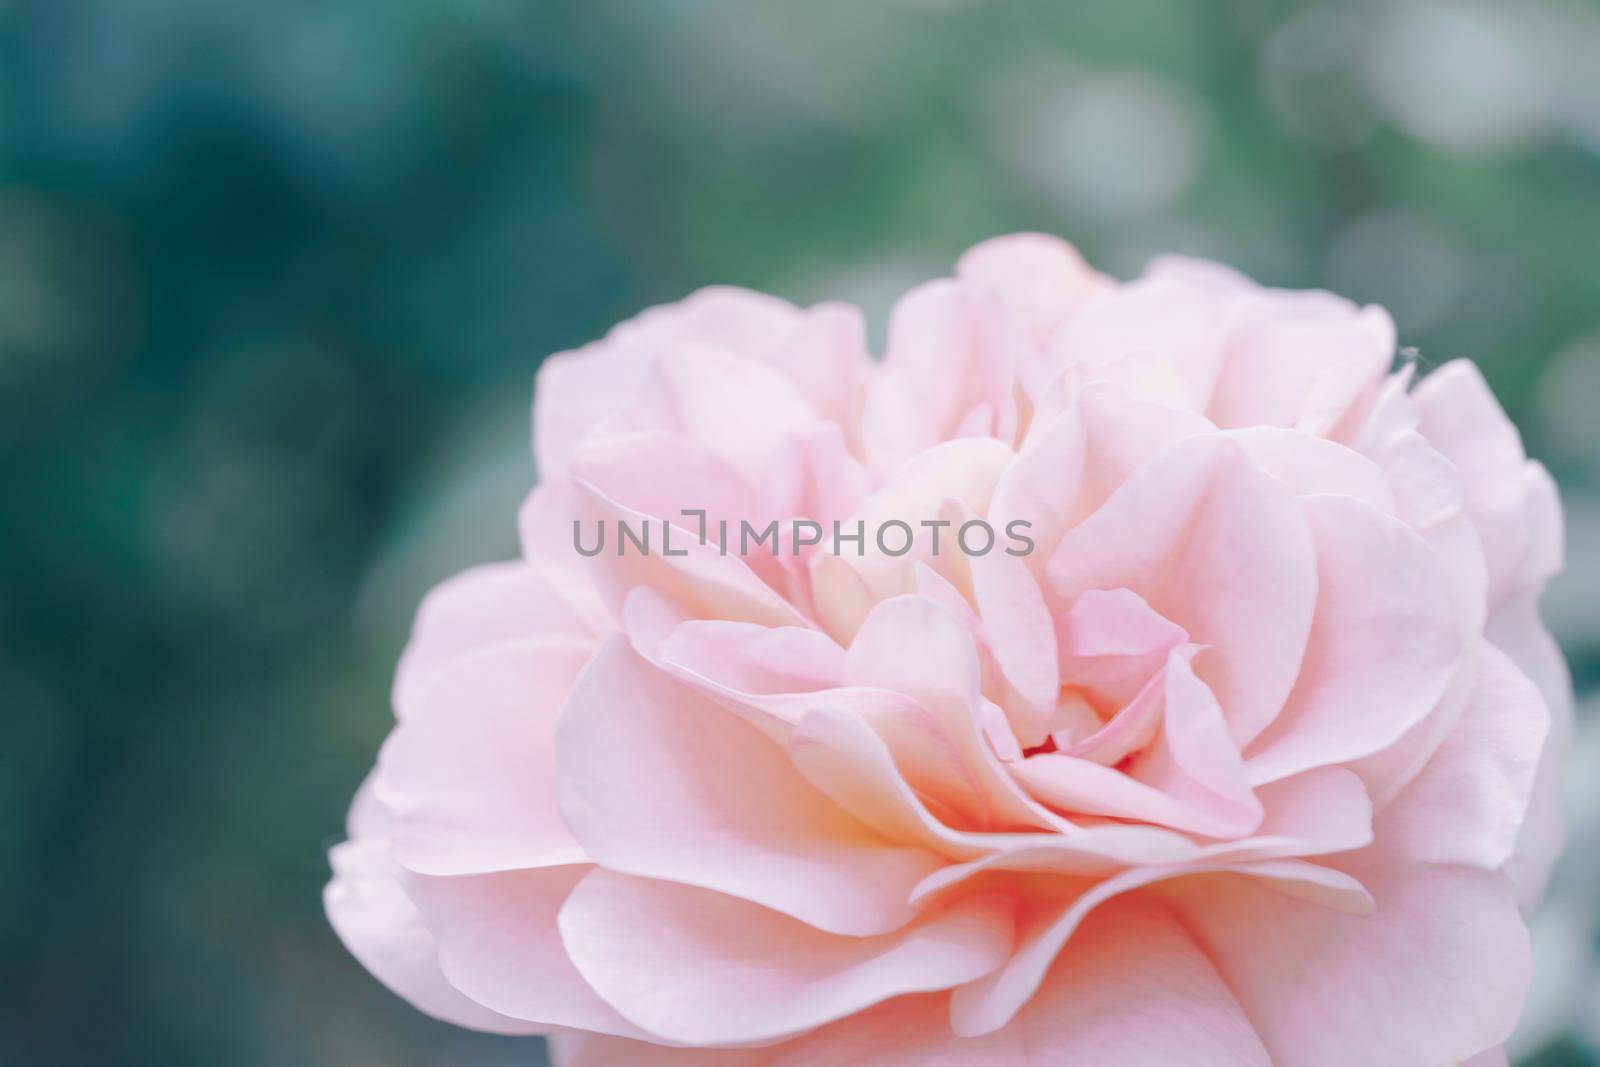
<box><xmin>377</xmin><ymin>641</ymin><xmax>592</xmax><ymax>875</ymax></box>
<box><xmin>324</xmin><ymin>836</ymin><xmax>543</xmax><ymax>1035</ymax></box>
<box><xmin>393</xmin><ymin>561</ymin><xmax>593</xmax><ymax>720</ymax></box>
<box><xmin>787</xmin><ymin>895</ymin><xmax>1269</xmax><ymax>1066</ymax></box>
<box><xmin>559</xmin><ymin>870</ymin><xmax>1014</xmax><ymax>1045</ymax></box>
<box><xmin>1380</xmin><ymin>642</ymin><xmax>1548</xmax><ymax>874</ymax></box>
<box><xmin>955</xmin><ymin>232</ymin><xmax>1111</xmax><ymax>350</ymax></box>
<box><xmin>556</xmin><ymin>637</ymin><xmax>943</xmax><ymax>936</ymax></box>
<box><xmin>1171</xmin><ymin>843</ymin><xmax>1529</xmax><ymax>1067</ymax></box>
<box><xmin>863</xmin><ymin>281</ymin><xmax>1022</xmax><ymax>470</ymax></box>
<box><xmin>403</xmin><ymin>864</ymin><xmax>646</xmax><ymax>1037</ymax></box>
<box><xmin>1048</xmin><ymin>436</ymin><xmax>1317</xmax><ymax>746</ymax></box>
<box><xmin>571</xmin><ymin>478</ymin><xmax>810</xmax><ymax>629</ymax></box>
<box><xmin>1245</xmin><ymin>494</ymin><xmax>1464</xmax><ymax>784</ymax></box>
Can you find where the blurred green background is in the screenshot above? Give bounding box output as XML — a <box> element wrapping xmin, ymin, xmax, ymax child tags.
<box><xmin>2</xmin><ymin>1</ymin><xmax>1597</xmax><ymax>1064</ymax></box>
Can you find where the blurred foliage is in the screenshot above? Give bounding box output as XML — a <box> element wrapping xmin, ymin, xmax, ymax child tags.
<box><xmin>0</xmin><ymin>1</ymin><xmax>1596</xmax><ymax>1064</ymax></box>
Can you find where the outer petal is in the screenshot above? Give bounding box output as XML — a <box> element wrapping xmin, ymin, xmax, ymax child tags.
<box><xmin>1205</xmin><ymin>289</ymin><xmax>1394</xmax><ymax>434</ymax></box>
<box><xmin>1170</xmin><ymin>846</ymin><xmax>1530</xmax><ymax>1066</ymax></box>
<box><xmin>377</xmin><ymin>641</ymin><xmax>592</xmax><ymax>875</ymax></box>
<box><xmin>324</xmin><ymin>821</ymin><xmax>543</xmax><ymax>1034</ymax></box>
<box><xmin>1047</xmin><ymin>273</ymin><xmax>1229</xmax><ymax>414</ymax></box>
<box><xmin>558</xmin><ymin>870</ymin><xmax>1014</xmax><ymax>1046</ymax></box>
<box><xmin>955</xmin><ymin>233</ymin><xmax>1113</xmax><ymax>397</ymax></box>
<box><xmin>595</xmin><ymin>341</ymin><xmax>823</xmax><ymax>483</ymax></box>
<box><xmin>552</xmin><ymin>1034</ymin><xmax>776</xmax><ymax>1067</ymax></box>
<box><xmin>533</xmin><ymin>286</ymin><xmax>847</xmax><ymax>476</ymax></box>
<box><xmin>1415</xmin><ymin>363</ymin><xmax>1570</xmax><ymax>902</ymax></box>
<box><xmin>862</xmin><ymin>281</ymin><xmax>1022</xmax><ymax>470</ymax></box>
<box><xmin>402</xmin><ymin>864</ymin><xmax>647</xmax><ymax>1037</ymax></box>
<box><xmin>949</xmin><ymin>858</ymin><xmax>1368</xmax><ymax>1037</ymax></box>
<box><xmin>1245</xmin><ymin>494</ymin><xmax>1464</xmax><ymax>784</ymax></box>
<box><xmin>1413</xmin><ymin>360</ymin><xmax>1545</xmax><ymax>605</ymax></box>
<box><xmin>786</xmin><ymin>896</ymin><xmax>1270</xmax><ymax>1067</ymax></box>
<box><xmin>1381</xmin><ymin>642</ymin><xmax>1547</xmax><ymax>874</ymax></box>
<box><xmin>1492</xmin><ymin>583</ymin><xmax>1572</xmax><ymax>905</ymax></box>
<box><xmin>954</xmin><ymin>232</ymin><xmax>1111</xmax><ymax>348</ymax></box>
<box><xmin>556</xmin><ymin>638</ymin><xmax>943</xmax><ymax>937</ymax></box>
<box><xmin>534</xmin><ymin>335</ymin><xmax>655</xmax><ymax>477</ymax></box>
<box><xmin>392</xmin><ymin>561</ymin><xmax>593</xmax><ymax>720</ymax></box>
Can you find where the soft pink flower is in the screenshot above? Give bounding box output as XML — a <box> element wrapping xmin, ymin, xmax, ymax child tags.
<box><xmin>327</xmin><ymin>235</ymin><xmax>1568</xmax><ymax>1066</ymax></box>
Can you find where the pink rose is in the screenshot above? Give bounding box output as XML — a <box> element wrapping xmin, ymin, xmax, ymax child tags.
<box><xmin>327</xmin><ymin>235</ymin><xmax>1568</xmax><ymax>1066</ymax></box>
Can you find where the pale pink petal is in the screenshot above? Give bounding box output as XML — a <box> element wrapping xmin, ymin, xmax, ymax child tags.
<box><xmin>987</xmin><ymin>404</ymin><xmax>1087</xmax><ymax>576</ymax></box>
<box><xmin>1380</xmin><ymin>642</ymin><xmax>1548</xmax><ymax>874</ymax></box>
<box><xmin>571</xmin><ymin>478</ymin><xmax>810</xmax><ymax>629</ymax></box>
<box><xmin>1008</xmin><ymin>756</ymin><xmax>1233</xmax><ymax>837</ymax></box>
<box><xmin>1030</xmin><ymin>645</ymin><xmax>1267</xmax><ymax>839</ymax></box>
<box><xmin>1171</xmin><ymin>845</ymin><xmax>1529</xmax><ymax>1067</ymax></box>
<box><xmin>403</xmin><ymin>864</ymin><xmax>647</xmax><ymax>1037</ymax></box>
<box><xmin>951</xmin><ymin>871</ymin><xmax>1295</xmax><ymax>1044</ymax></box>
<box><xmin>1126</xmin><ymin>652</ymin><xmax>1263</xmax><ymax>835</ymax></box>
<box><xmin>993</xmin><ymin>388</ymin><xmax>1211</xmax><ymax>578</ymax></box>
<box><xmin>377</xmin><ymin>642</ymin><xmax>592</xmax><ymax>875</ymax></box>
<box><xmin>534</xmin><ymin>342</ymin><xmax>655</xmax><ymax>478</ymax></box>
<box><xmin>514</xmin><ymin>477</ymin><xmax>623</xmax><ymax>632</ymax></box>
<box><xmin>1349</xmin><ymin>373</ymin><xmax>1490</xmax><ymax>652</ymax></box>
<box><xmin>1413</xmin><ymin>360</ymin><xmax>1544</xmax><ymax>607</ymax></box>
<box><xmin>1207</xmin><ymin>293</ymin><xmax>1394</xmax><ymax>434</ymax></box>
<box><xmin>788</xmin><ymin>895</ymin><xmax>1269</xmax><ymax>1066</ymax></box>
<box><xmin>788</xmin><ymin>701</ymin><xmax>1031</xmax><ymax>857</ymax></box>
<box><xmin>1048</xmin><ymin>436</ymin><xmax>1317</xmax><ymax>745</ymax></box>
<box><xmin>663</xmin><ymin>285</ymin><xmax>802</xmax><ymax>342</ymax></box>
<box><xmin>1225</xmin><ymin>426</ymin><xmax>1396</xmax><ymax>510</ymax></box>
<box><xmin>1048</xmin><ymin>274</ymin><xmax>1229</xmax><ymax>413</ymax></box>
<box><xmin>955</xmin><ymin>233</ymin><xmax>1110</xmax><ymax>347</ymax></box>
<box><xmin>922</xmin><ymin>767</ymin><xmax>1370</xmax><ymax>907</ymax></box>
<box><xmin>1071</xmin><ymin>384</ymin><xmax>1217</xmax><ymax>496</ymax></box>
<box><xmin>845</xmin><ymin>593</ymin><xmax>977</xmax><ymax>734</ymax></box>
<box><xmin>657</xmin><ymin>617</ymin><xmax>847</xmax><ymax>697</ymax></box>
<box><xmin>598</xmin><ymin>342</ymin><xmax>822</xmax><ymax>482</ymax></box>
<box><xmin>758</xmin><ymin>301</ymin><xmax>871</xmax><ymax>429</ymax></box>
<box><xmin>533</xmin><ymin>286</ymin><xmax>815</xmax><ymax>476</ymax></box>
<box><xmin>1050</xmin><ymin>663</ymin><xmax>1167</xmax><ymax>766</ymax></box>
<box><xmin>622</xmin><ymin>588</ymin><xmax>994</xmax><ymax>832</ymax></box>
<box><xmin>966</xmin><ymin>548</ymin><xmax>1058</xmax><ymax>745</ymax></box>
<box><xmin>558</xmin><ymin>870</ymin><xmax>1014</xmax><ymax>1046</ymax></box>
<box><xmin>1490</xmin><ymin>582</ymin><xmax>1572</xmax><ymax>905</ymax></box>
<box><xmin>324</xmin><ymin>837</ymin><xmax>543</xmax><ymax>1035</ymax></box>
<box><xmin>757</xmin><ymin>423</ymin><xmax>871</xmax><ymax>533</ymax></box>
<box><xmin>1210</xmin><ymin>766</ymin><xmax>1374</xmax><ymax>861</ymax></box>
<box><xmin>1056</xmin><ymin>587</ymin><xmax>1187</xmax><ymax>710</ymax></box>
<box><xmin>809</xmin><ymin>437</ymin><xmax>1016</xmax><ymax>644</ymax></box>
<box><xmin>552</xmin><ymin>1034</ymin><xmax>776</xmax><ymax>1067</ymax></box>
<box><xmin>863</xmin><ymin>280</ymin><xmax>1022</xmax><ymax>470</ymax></box>
<box><xmin>568</xmin><ymin>430</ymin><xmax>761</xmax><ymax>534</ymax></box>
<box><xmin>1410</xmin><ymin>369</ymin><xmax>1571</xmax><ymax>913</ymax></box>
<box><xmin>1466</xmin><ymin>452</ymin><xmax>1567</xmax><ymax>905</ymax></box>
<box><xmin>1245</xmin><ymin>494</ymin><xmax>1464</xmax><ymax>784</ymax></box>
<box><xmin>392</xmin><ymin>561</ymin><xmax>593</xmax><ymax>720</ymax></box>
<box><xmin>847</xmin><ymin>595</ymin><xmax>1063</xmax><ymax>832</ymax></box>
<box><xmin>556</xmin><ymin>638</ymin><xmax>942</xmax><ymax>936</ymax></box>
